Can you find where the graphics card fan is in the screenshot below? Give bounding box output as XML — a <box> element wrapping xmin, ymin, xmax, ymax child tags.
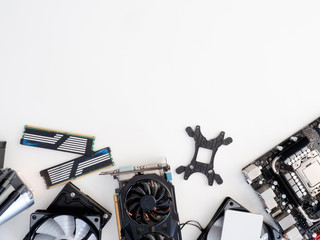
<box><xmin>125</xmin><ymin>179</ymin><xmax>172</xmax><ymax>226</ymax></box>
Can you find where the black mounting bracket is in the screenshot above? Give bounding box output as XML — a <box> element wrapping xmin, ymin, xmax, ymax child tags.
<box><xmin>176</xmin><ymin>126</ymin><xmax>232</xmax><ymax>186</ymax></box>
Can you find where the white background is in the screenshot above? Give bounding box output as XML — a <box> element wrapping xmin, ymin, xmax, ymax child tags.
<box><xmin>1</xmin><ymin>1</ymin><xmax>320</xmax><ymax>239</ymax></box>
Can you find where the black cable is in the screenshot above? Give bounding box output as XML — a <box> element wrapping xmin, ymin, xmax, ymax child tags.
<box><xmin>180</xmin><ymin>220</ymin><xmax>203</xmax><ymax>231</ymax></box>
<box><xmin>180</xmin><ymin>221</ymin><xmax>202</xmax><ymax>231</ymax></box>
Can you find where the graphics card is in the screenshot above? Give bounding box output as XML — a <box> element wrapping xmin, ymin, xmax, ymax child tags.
<box><xmin>242</xmin><ymin>116</ymin><xmax>320</xmax><ymax>240</ymax></box>
<box><xmin>25</xmin><ymin>182</ymin><xmax>111</xmax><ymax>240</ymax></box>
<box><xmin>101</xmin><ymin>162</ymin><xmax>182</xmax><ymax>240</ymax></box>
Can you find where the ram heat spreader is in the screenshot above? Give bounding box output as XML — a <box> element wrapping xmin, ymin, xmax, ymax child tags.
<box><xmin>20</xmin><ymin>125</ymin><xmax>95</xmax><ymax>156</ymax></box>
<box><xmin>40</xmin><ymin>147</ymin><xmax>113</xmax><ymax>188</ymax></box>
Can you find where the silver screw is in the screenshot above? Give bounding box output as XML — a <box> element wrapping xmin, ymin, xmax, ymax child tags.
<box><xmin>70</xmin><ymin>192</ymin><xmax>75</xmax><ymax>198</ymax></box>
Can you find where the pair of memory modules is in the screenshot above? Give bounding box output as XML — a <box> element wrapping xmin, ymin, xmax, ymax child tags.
<box><xmin>20</xmin><ymin>125</ymin><xmax>114</xmax><ymax>188</ymax></box>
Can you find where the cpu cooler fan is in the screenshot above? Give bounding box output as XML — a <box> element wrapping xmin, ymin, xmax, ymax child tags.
<box><xmin>24</xmin><ymin>182</ymin><xmax>111</xmax><ymax>240</ymax></box>
<box><xmin>101</xmin><ymin>163</ymin><xmax>182</xmax><ymax>240</ymax></box>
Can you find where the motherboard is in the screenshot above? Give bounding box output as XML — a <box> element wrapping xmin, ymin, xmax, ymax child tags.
<box><xmin>242</xmin><ymin>117</ymin><xmax>320</xmax><ymax>240</ymax></box>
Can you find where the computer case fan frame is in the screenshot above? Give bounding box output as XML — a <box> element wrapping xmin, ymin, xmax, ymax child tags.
<box><xmin>24</xmin><ymin>182</ymin><xmax>111</xmax><ymax>240</ymax></box>
<box><xmin>197</xmin><ymin>197</ymin><xmax>282</xmax><ymax>240</ymax></box>
<box><xmin>28</xmin><ymin>212</ymin><xmax>101</xmax><ymax>240</ymax></box>
<box><xmin>47</xmin><ymin>182</ymin><xmax>112</xmax><ymax>227</ymax></box>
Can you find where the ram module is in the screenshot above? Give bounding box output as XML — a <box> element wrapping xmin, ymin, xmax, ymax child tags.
<box><xmin>20</xmin><ymin>125</ymin><xmax>95</xmax><ymax>156</ymax></box>
<box><xmin>40</xmin><ymin>147</ymin><xmax>113</xmax><ymax>188</ymax></box>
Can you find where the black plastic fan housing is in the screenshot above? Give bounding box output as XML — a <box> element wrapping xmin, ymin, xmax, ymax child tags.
<box><xmin>28</xmin><ymin>212</ymin><xmax>100</xmax><ymax>240</ymax></box>
<box><xmin>24</xmin><ymin>183</ymin><xmax>112</xmax><ymax>240</ymax></box>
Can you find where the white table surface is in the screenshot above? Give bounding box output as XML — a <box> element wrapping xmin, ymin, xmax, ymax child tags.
<box><xmin>1</xmin><ymin>1</ymin><xmax>320</xmax><ymax>239</ymax></box>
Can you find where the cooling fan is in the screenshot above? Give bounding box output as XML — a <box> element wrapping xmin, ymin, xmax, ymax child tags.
<box><xmin>28</xmin><ymin>213</ymin><xmax>99</xmax><ymax>240</ymax></box>
<box><xmin>101</xmin><ymin>163</ymin><xmax>182</xmax><ymax>240</ymax></box>
<box><xmin>197</xmin><ymin>197</ymin><xmax>282</xmax><ymax>240</ymax></box>
<box><xmin>24</xmin><ymin>182</ymin><xmax>111</xmax><ymax>240</ymax></box>
<box><xmin>125</xmin><ymin>179</ymin><xmax>171</xmax><ymax>226</ymax></box>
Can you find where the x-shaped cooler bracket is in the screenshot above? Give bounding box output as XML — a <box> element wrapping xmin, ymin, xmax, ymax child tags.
<box><xmin>176</xmin><ymin>126</ymin><xmax>233</xmax><ymax>186</ymax></box>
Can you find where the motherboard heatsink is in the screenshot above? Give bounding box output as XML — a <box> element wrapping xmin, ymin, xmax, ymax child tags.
<box><xmin>101</xmin><ymin>163</ymin><xmax>182</xmax><ymax>240</ymax></box>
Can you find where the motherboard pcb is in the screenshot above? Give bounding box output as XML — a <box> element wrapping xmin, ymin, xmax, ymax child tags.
<box><xmin>242</xmin><ymin>117</ymin><xmax>320</xmax><ymax>240</ymax></box>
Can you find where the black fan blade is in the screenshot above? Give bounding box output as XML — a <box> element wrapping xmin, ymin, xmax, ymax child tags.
<box><xmin>156</xmin><ymin>235</ymin><xmax>165</xmax><ymax>240</ymax></box>
<box><xmin>153</xmin><ymin>208</ymin><xmax>170</xmax><ymax>215</ymax></box>
<box><xmin>147</xmin><ymin>211</ymin><xmax>160</xmax><ymax>223</ymax></box>
<box><xmin>144</xmin><ymin>234</ymin><xmax>156</xmax><ymax>240</ymax></box>
<box><xmin>127</xmin><ymin>193</ymin><xmax>141</xmax><ymax>201</ymax></box>
<box><xmin>127</xmin><ymin>201</ymin><xmax>140</xmax><ymax>212</ymax></box>
<box><xmin>156</xmin><ymin>198</ymin><xmax>170</xmax><ymax>208</ymax></box>
<box><xmin>126</xmin><ymin>194</ymin><xmax>141</xmax><ymax>204</ymax></box>
<box><xmin>142</xmin><ymin>233</ymin><xmax>166</xmax><ymax>240</ymax></box>
<box><xmin>133</xmin><ymin>205</ymin><xmax>141</xmax><ymax>222</ymax></box>
<box><xmin>151</xmin><ymin>181</ymin><xmax>159</xmax><ymax>197</ymax></box>
<box><xmin>140</xmin><ymin>181</ymin><xmax>151</xmax><ymax>195</ymax></box>
<box><xmin>132</xmin><ymin>186</ymin><xmax>146</xmax><ymax>196</ymax></box>
<box><xmin>155</xmin><ymin>186</ymin><xmax>166</xmax><ymax>202</ymax></box>
<box><xmin>140</xmin><ymin>209</ymin><xmax>148</xmax><ymax>224</ymax></box>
